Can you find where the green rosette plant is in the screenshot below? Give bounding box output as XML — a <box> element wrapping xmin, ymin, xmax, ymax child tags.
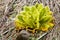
<box><xmin>15</xmin><ymin>3</ymin><xmax>54</xmax><ymax>32</ymax></box>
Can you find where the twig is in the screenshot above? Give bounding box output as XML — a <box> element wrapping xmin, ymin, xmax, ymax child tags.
<box><xmin>1</xmin><ymin>27</ymin><xmax>15</xmax><ymax>36</ymax></box>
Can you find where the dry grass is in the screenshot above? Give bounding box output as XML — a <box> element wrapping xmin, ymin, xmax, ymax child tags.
<box><xmin>0</xmin><ymin>0</ymin><xmax>60</xmax><ymax>40</ymax></box>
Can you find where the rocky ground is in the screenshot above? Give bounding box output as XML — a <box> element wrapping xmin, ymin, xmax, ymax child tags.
<box><xmin>0</xmin><ymin>0</ymin><xmax>60</xmax><ymax>40</ymax></box>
